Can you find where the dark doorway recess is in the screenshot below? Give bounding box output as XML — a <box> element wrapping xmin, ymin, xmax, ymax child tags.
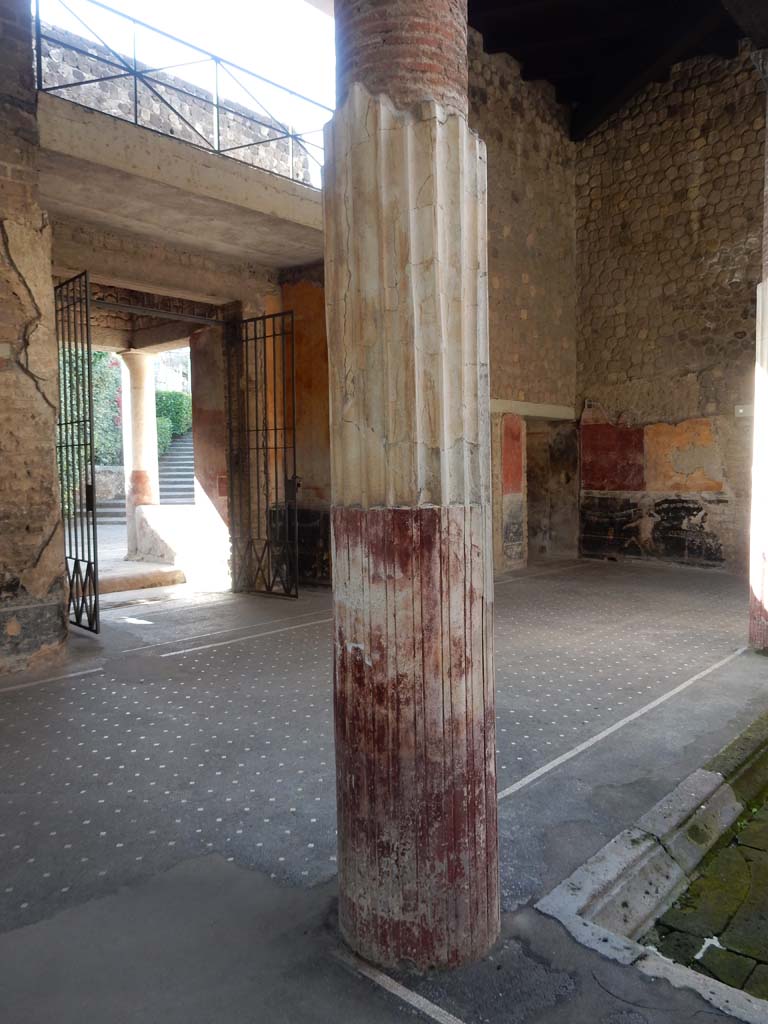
<box><xmin>226</xmin><ymin>312</ymin><xmax>299</xmax><ymax>598</ymax></box>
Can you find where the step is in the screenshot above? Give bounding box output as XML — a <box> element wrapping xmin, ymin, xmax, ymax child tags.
<box><xmin>160</xmin><ymin>485</ymin><xmax>195</xmax><ymax>494</ymax></box>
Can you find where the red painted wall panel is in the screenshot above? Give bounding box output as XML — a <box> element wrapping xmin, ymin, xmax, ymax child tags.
<box><xmin>581</xmin><ymin>423</ymin><xmax>645</xmax><ymax>491</ymax></box>
<box><xmin>502</xmin><ymin>414</ymin><xmax>524</xmax><ymax>495</ymax></box>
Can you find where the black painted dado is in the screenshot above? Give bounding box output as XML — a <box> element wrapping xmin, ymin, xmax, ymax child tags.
<box><xmin>581</xmin><ymin>494</ymin><xmax>724</xmax><ymax>565</ymax></box>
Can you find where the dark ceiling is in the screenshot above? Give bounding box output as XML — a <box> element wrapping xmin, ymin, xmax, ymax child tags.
<box><xmin>467</xmin><ymin>0</ymin><xmax>762</xmax><ymax>140</ymax></box>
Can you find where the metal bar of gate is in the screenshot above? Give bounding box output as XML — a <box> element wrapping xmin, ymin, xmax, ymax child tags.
<box><xmin>55</xmin><ymin>272</ymin><xmax>100</xmax><ymax>632</ymax></box>
<box><xmin>226</xmin><ymin>312</ymin><xmax>297</xmax><ymax>597</ymax></box>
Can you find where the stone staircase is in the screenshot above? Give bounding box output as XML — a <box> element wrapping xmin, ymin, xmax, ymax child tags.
<box><xmin>159</xmin><ymin>431</ymin><xmax>195</xmax><ymax>505</ymax></box>
<box><xmin>97</xmin><ymin>497</ymin><xmax>127</xmax><ymax>525</ymax></box>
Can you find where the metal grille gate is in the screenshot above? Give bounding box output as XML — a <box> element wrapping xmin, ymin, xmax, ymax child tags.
<box><xmin>55</xmin><ymin>272</ymin><xmax>100</xmax><ymax>632</ymax></box>
<box><xmin>226</xmin><ymin>312</ymin><xmax>299</xmax><ymax>597</ymax></box>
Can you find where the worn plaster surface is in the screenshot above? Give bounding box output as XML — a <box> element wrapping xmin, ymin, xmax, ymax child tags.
<box><xmin>0</xmin><ymin>0</ymin><xmax>66</xmax><ymax>671</ymax></box>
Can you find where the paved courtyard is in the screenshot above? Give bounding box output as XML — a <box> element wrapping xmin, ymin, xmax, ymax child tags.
<box><xmin>1</xmin><ymin>559</ymin><xmax>767</xmax><ymax>1022</ymax></box>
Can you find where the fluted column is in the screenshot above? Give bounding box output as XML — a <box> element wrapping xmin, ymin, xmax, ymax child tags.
<box><xmin>750</xmin><ymin>279</ymin><xmax>768</xmax><ymax>650</ymax></box>
<box><xmin>121</xmin><ymin>351</ymin><xmax>159</xmax><ymax>557</ymax></box>
<box><xmin>325</xmin><ymin>0</ymin><xmax>499</xmax><ymax>968</ymax></box>
<box><xmin>750</xmin><ymin>50</ymin><xmax>768</xmax><ymax>651</ymax></box>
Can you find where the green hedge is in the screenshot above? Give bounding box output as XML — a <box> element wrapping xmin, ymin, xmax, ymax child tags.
<box><xmin>92</xmin><ymin>351</ymin><xmax>123</xmax><ymax>466</ymax></box>
<box><xmin>155</xmin><ymin>391</ymin><xmax>192</xmax><ymax>437</ymax></box>
<box><xmin>156</xmin><ymin>416</ymin><xmax>173</xmax><ymax>456</ymax></box>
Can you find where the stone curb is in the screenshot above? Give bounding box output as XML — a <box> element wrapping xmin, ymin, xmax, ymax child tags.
<box><xmin>535</xmin><ymin>726</ymin><xmax>768</xmax><ymax>1023</ymax></box>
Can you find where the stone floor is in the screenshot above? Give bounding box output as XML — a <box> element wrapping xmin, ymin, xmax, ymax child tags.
<box><xmin>1</xmin><ymin>559</ymin><xmax>767</xmax><ymax>1023</ymax></box>
<box><xmin>97</xmin><ymin>523</ymin><xmax>184</xmax><ymax>593</ymax></box>
<box><xmin>646</xmin><ymin>799</ymin><xmax>768</xmax><ymax>998</ymax></box>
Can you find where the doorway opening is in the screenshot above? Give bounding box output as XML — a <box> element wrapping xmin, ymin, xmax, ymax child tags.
<box><xmin>525</xmin><ymin>419</ymin><xmax>579</xmax><ymax>564</ymax></box>
<box><xmin>54</xmin><ymin>271</ymin><xmax>302</xmax><ymax>627</ymax></box>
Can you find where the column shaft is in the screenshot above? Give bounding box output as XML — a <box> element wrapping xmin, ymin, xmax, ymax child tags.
<box><xmin>326</xmin><ymin>0</ymin><xmax>499</xmax><ymax>969</ymax></box>
<box><xmin>751</xmin><ymin>284</ymin><xmax>768</xmax><ymax>649</ymax></box>
<box><xmin>121</xmin><ymin>351</ymin><xmax>159</xmax><ymax>556</ymax></box>
<box><xmin>750</xmin><ymin>50</ymin><xmax>768</xmax><ymax>651</ymax></box>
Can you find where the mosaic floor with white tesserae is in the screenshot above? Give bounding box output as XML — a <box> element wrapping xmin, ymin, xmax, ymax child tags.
<box><xmin>0</xmin><ymin>560</ymin><xmax>748</xmax><ymax>931</ymax></box>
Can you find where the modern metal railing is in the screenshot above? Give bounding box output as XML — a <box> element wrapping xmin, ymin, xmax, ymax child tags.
<box><xmin>34</xmin><ymin>0</ymin><xmax>333</xmax><ymax>187</ymax></box>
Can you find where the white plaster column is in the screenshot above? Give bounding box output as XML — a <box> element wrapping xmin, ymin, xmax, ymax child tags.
<box><xmin>120</xmin><ymin>350</ymin><xmax>159</xmax><ymax>557</ymax></box>
<box><xmin>750</xmin><ymin>282</ymin><xmax>768</xmax><ymax>650</ymax></box>
<box><xmin>750</xmin><ymin>49</ymin><xmax>768</xmax><ymax>652</ymax></box>
<box><xmin>324</xmin><ymin>85</ymin><xmax>499</xmax><ymax>968</ymax></box>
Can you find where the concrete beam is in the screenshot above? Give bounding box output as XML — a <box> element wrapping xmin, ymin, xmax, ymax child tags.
<box><xmin>490</xmin><ymin>398</ymin><xmax>576</xmax><ymax>420</ymax></box>
<box><xmin>38</xmin><ymin>95</ymin><xmax>324</xmax><ymax>268</ymax></box>
<box><xmin>130</xmin><ymin>321</ymin><xmax>192</xmax><ymax>353</ymax></box>
<box><xmin>51</xmin><ymin>218</ymin><xmax>280</xmax><ymax>306</ymax></box>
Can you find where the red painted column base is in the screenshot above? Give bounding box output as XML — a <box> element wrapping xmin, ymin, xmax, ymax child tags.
<box><xmin>750</xmin><ymin>589</ymin><xmax>768</xmax><ymax>652</ymax></box>
<box><xmin>332</xmin><ymin>505</ymin><xmax>499</xmax><ymax>969</ymax></box>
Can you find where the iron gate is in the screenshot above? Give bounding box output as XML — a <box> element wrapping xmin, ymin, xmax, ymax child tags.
<box><xmin>226</xmin><ymin>312</ymin><xmax>299</xmax><ymax>597</ymax></box>
<box><xmin>55</xmin><ymin>272</ymin><xmax>100</xmax><ymax>632</ymax></box>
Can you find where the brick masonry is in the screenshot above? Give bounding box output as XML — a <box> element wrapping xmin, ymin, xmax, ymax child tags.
<box><xmin>0</xmin><ymin>0</ymin><xmax>67</xmax><ymax>670</ymax></box>
<box><xmin>334</xmin><ymin>0</ymin><xmax>469</xmax><ymax>114</ymax></box>
<box><xmin>576</xmin><ymin>45</ymin><xmax>765</xmax><ymax>572</ymax></box>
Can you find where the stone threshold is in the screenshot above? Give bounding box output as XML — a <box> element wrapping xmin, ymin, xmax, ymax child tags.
<box><xmin>536</xmin><ymin>711</ymin><xmax>768</xmax><ymax>1024</ymax></box>
<box><xmin>100</xmin><ymin>567</ymin><xmax>186</xmax><ymax>595</ymax></box>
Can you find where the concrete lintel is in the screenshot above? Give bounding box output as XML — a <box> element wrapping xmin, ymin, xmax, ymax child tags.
<box><xmin>490</xmin><ymin>399</ymin><xmax>575</xmax><ymax>420</ymax></box>
<box><xmin>38</xmin><ymin>95</ymin><xmax>324</xmax><ymax>269</ymax></box>
<box><xmin>51</xmin><ymin>218</ymin><xmax>279</xmax><ymax>305</ymax></box>
<box><xmin>130</xmin><ymin>321</ymin><xmax>193</xmax><ymax>353</ymax></box>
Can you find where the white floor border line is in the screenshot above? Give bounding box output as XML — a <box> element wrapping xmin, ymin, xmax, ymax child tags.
<box><xmin>334</xmin><ymin>949</ymin><xmax>467</xmax><ymax>1024</ymax></box>
<box><xmin>497</xmin><ymin>646</ymin><xmax>748</xmax><ymax>801</ymax></box>
<box><xmin>494</xmin><ymin>561</ymin><xmax>595</xmax><ymax>586</ymax></box>
<box><xmin>120</xmin><ymin>608</ymin><xmax>330</xmax><ymax>654</ymax></box>
<box><xmin>0</xmin><ymin>665</ymin><xmax>103</xmax><ymax>695</ymax></box>
<box><xmin>160</xmin><ymin>617</ymin><xmax>333</xmax><ymax>657</ymax></box>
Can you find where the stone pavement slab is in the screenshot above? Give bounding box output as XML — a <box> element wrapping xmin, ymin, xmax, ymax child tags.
<box><xmin>721</xmin><ymin>848</ymin><xmax>768</xmax><ymax>961</ymax></box>
<box><xmin>660</xmin><ymin>847</ymin><xmax>750</xmax><ymax>936</ymax></box>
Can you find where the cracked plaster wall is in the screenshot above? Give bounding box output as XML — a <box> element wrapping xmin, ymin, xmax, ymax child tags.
<box><xmin>0</xmin><ymin>0</ymin><xmax>66</xmax><ymax>671</ymax></box>
<box><xmin>575</xmin><ymin>46</ymin><xmax>765</xmax><ymax>572</ymax></box>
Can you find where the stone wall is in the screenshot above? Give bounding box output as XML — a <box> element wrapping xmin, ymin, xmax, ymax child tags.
<box><xmin>95</xmin><ymin>466</ymin><xmax>124</xmax><ymax>500</ymax></box>
<box><xmin>468</xmin><ymin>29</ymin><xmax>578</xmax><ymax>570</ymax></box>
<box><xmin>468</xmin><ymin>29</ymin><xmax>577</xmax><ymax>409</ymax></box>
<box><xmin>576</xmin><ymin>46</ymin><xmax>765</xmax><ymax>571</ymax></box>
<box><xmin>39</xmin><ymin>26</ymin><xmax>311</xmax><ymax>183</ymax></box>
<box><xmin>0</xmin><ymin>0</ymin><xmax>66</xmax><ymax>671</ymax></box>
